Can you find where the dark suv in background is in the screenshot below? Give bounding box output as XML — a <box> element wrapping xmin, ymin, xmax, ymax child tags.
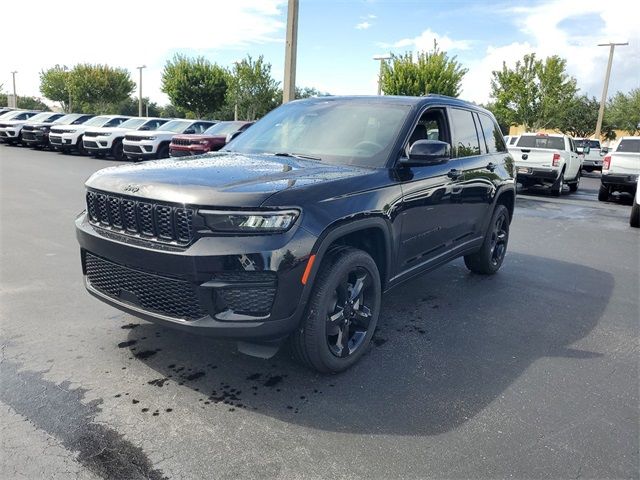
<box><xmin>76</xmin><ymin>95</ymin><xmax>515</xmax><ymax>373</ymax></box>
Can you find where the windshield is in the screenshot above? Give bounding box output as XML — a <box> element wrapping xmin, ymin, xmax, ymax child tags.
<box><xmin>616</xmin><ymin>139</ymin><xmax>640</xmax><ymax>154</ymax></box>
<box><xmin>224</xmin><ymin>99</ymin><xmax>411</xmax><ymax>167</ymax></box>
<box><xmin>203</xmin><ymin>121</ymin><xmax>246</xmax><ymax>136</ymax></box>
<box><xmin>25</xmin><ymin>112</ymin><xmax>55</xmax><ymax>123</ymax></box>
<box><xmin>117</xmin><ymin>118</ymin><xmax>147</xmax><ymax>130</ymax></box>
<box><xmin>575</xmin><ymin>139</ymin><xmax>601</xmax><ymax>149</ymax></box>
<box><xmin>516</xmin><ymin>135</ymin><xmax>565</xmax><ymax>150</ymax></box>
<box><xmin>161</xmin><ymin>120</ymin><xmax>193</xmax><ymax>133</ymax></box>
<box><xmin>54</xmin><ymin>114</ymin><xmax>82</xmax><ymax>125</ymax></box>
<box><xmin>83</xmin><ymin>116</ymin><xmax>112</xmax><ymax>127</ymax></box>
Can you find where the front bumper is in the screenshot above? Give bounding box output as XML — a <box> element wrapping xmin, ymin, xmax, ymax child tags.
<box><xmin>601</xmin><ymin>173</ymin><xmax>638</xmax><ymax>193</ymax></box>
<box><xmin>123</xmin><ymin>141</ymin><xmax>156</xmax><ymax>159</ymax></box>
<box><xmin>170</xmin><ymin>145</ymin><xmax>210</xmax><ymax>157</ymax></box>
<box><xmin>22</xmin><ymin>131</ymin><xmax>49</xmax><ymax>147</ymax></box>
<box><xmin>516</xmin><ymin>167</ymin><xmax>560</xmax><ymax>184</ymax></box>
<box><xmin>75</xmin><ymin>212</ymin><xmax>317</xmax><ymax>340</ymax></box>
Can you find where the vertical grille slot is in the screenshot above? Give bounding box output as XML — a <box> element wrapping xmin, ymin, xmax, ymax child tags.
<box><xmin>84</xmin><ymin>190</ymin><xmax>195</xmax><ymax>245</ymax></box>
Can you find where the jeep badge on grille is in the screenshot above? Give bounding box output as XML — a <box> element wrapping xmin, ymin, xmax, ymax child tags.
<box><xmin>123</xmin><ymin>184</ymin><xmax>140</xmax><ymax>193</ymax></box>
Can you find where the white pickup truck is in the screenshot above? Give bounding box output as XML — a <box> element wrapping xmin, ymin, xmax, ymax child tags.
<box><xmin>575</xmin><ymin>138</ymin><xmax>604</xmax><ymax>172</ymax></box>
<box><xmin>599</xmin><ymin>136</ymin><xmax>639</xmax><ymax>202</ymax></box>
<box><xmin>509</xmin><ymin>133</ymin><xmax>582</xmax><ymax>196</ymax></box>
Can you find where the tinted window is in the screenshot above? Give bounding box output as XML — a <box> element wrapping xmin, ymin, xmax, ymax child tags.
<box><xmin>616</xmin><ymin>139</ymin><xmax>640</xmax><ymax>153</ymax></box>
<box><xmin>103</xmin><ymin>118</ymin><xmax>128</xmax><ymax>128</ymax></box>
<box><xmin>516</xmin><ymin>135</ymin><xmax>565</xmax><ymax>150</ymax></box>
<box><xmin>478</xmin><ymin>113</ymin><xmax>506</xmax><ymax>154</ymax></box>
<box><xmin>509</xmin><ymin>137</ymin><xmax>518</xmax><ymax>145</ymax></box>
<box><xmin>576</xmin><ymin>139</ymin><xmax>601</xmax><ymax>149</ymax></box>
<box><xmin>450</xmin><ymin>108</ymin><xmax>480</xmax><ymax>157</ymax></box>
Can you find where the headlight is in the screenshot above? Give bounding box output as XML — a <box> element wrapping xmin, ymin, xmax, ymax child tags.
<box><xmin>38</xmin><ymin>126</ymin><xmax>48</xmax><ymax>131</ymax></box>
<box><xmin>199</xmin><ymin>209</ymin><xmax>299</xmax><ymax>233</ymax></box>
<box><xmin>199</xmin><ymin>140</ymin><xmax>209</xmax><ymax>145</ymax></box>
<box><xmin>101</xmin><ymin>133</ymin><xmax>112</xmax><ymax>137</ymax></box>
<box><xmin>146</xmin><ymin>136</ymin><xmax>156</xmax><ymax>141</ymax></box>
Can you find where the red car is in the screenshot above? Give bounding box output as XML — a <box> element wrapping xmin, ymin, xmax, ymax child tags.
<box><xmin>169</xmin><ymin>121</ymin><xmax>253</xmax><ymax>157</ymax></box>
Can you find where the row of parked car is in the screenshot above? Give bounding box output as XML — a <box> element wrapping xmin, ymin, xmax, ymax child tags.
<box><xmin>0</xmin><ymin>107</ymin><xmax>253</xmax><ymax>160</ymax></box>
<box><xmin>505</xmin><ymin>131</ymin><xmax>639</xmax><ymax>226</ymax></box>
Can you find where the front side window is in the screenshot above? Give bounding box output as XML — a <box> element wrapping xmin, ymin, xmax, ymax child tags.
<box><xmin>103</xmin><ymin>117</ymin><xmax>128</xmax><ymax>128</ymax></box>
<box><xmin>450</xmin><ymin>108</ymin><xmax>481</xmax><ymax>157</ymax></box>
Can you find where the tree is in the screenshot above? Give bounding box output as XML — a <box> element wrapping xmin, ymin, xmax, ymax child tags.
<box><xmin>295</xmin><ymin>86</ymin><xmax>328</xmax><ymax>99</ymax></box>
<box><xmin>161</xmin><ymin>54</ymin><xmax>229</xmax><ymax>119</ymax></box>
<box><xmin>116</xmin><ymin>96</ymin><xmax>162</xmax><ymax>117</ymax></box>
<box><xmin>40</xmin><ymin>65</ymin><xmax>72</xmax><ymax>112</ymax></box>
<box><xmin>380</xmin><ymin>42</ymin><xmax>467</xmax><ymax>97</ymax></box>
<box><xmin>229</xmin><ymin>55</ymin><xmax>281</xmax><ymax>121</ymax></box>
<box><xmin>556</xmin><ymin>95</ymin><xmax>600</xmax><ymax>138</ymax></box>
<box><xmin>490</xmin><ymin>53</ymin><xmax>577</xmax><ymax>131</ymax></box>
<box><xmin>606</xmin><ymin>89</ymin><xmax>640</xmax><ymax>135</ymax></box>
<box><xmin>67</xmin><ymin>64</ymin><xmax>135</xmax><ymax>114</ymax></box>
<box><xmin>17</xmin><ymin>96</ymin><xmax>49</xmax><ymax>110</ymax></box>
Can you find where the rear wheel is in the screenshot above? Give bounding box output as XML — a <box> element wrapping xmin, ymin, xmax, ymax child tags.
<box><xmin>568</xmin><ymin>170</ymin><xmax>580</xmax><ymax>192</ymax></box>
<box><xmin>550</xmin><ymin>172</ymin><xmax>564</xmax><ymax>196</ymax></box>
<box><xmin>598</xmin><ymin>184</ymin><xmax>609</xmax><ymax>202</ymax></box>
<box><xmin>291</xmin><ymin>247</ymin><xmax>381</xmax><ymax>373</ymax></box>
<box><xmin>464</xmin><ymin>204</ymin><xmax>510</xmax><ymax>275</ymax></box>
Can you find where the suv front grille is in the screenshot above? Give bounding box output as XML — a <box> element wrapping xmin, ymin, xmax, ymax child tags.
<box><xmin>125</xmin><ymin>135</ymin><xmax>145</xmax><ymax>142</ymax></box>
<box><xmin>172</xmin><ymin>138</ymin><xmax>193</xmax><ymax>146</ymax></box>
<box><xmin>84</xmin><ymin>131</ymin><xmax>99</xmax><ymax>137</ymax></box>
<box><xmin>86</xmin><ymin>190</ymin><xmax>194</xmax><ymax>245</ymax></box>
<box><xmin>123</xmin><ymin>144</ymin><xmax>143</xmax><ymax>153</ymax></box>
<box><xmin>85</xmin><ymin>252</ymin><xmax>206</xmax><ymax>320</ymax></box>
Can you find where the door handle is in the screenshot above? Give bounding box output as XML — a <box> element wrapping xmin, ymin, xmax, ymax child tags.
<box><xmin>486</xmin><ymin>162</ymin><xmax>496</xmax><ymax>172</ymax></box>
<box><xmin>447</xmin><ymin>169</ymin><xmax>463</xmax><ymax>180</ymax></box>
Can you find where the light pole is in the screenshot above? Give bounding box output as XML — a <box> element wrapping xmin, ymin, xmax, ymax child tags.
<box><xmin>373</xmin><ymin>54</ymin><xmax>391</xmax><ymax>95</ymax></box>
<box><xmin>282</xmin><ymin>0</ymin><xmax>299</xmax><ymax>103</ymax></box>
<box><xmin>594</xmin><ymin>42</ymin><xmax>628</xmax><ymax>139</ymax></box>
<box><xmin>136</xmin><ymin>65</ymin><xmax>146</xmax><ymax>117</ymax></box>
<box><xmin>62</xmin><ymin>66</ymin><xmax>72</xmax><ymax>113</ymax></box>
<box><xmin>232</xmin><ymin>61</ymin><xmax>241</xmax><ymax>121</ymax></box>
<box><xmin>11</xmin><ymin>71</ymin><xmax>17</xmax><ymax>107</ymax></box>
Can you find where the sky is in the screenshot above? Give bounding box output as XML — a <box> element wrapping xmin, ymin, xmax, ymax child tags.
<box><xmin>2</xmin><ymin>0</ymin><xmax>638</xmax><ymax>109</ymax></box>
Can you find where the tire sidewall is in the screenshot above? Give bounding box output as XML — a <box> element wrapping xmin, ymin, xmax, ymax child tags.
<box><xmin>482</xmin><ymin>205</ymin><xmax>510</xmax><ymax>274</ymax></box>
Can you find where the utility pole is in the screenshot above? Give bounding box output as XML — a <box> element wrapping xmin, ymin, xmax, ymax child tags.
<box><xmin>10</xmin><ymin>71</ymin><xmax>18</xmax><ymax>108</ymax></box>
<box><xmin>282</xmin><ymin>0</ymin><xmax>298</xmax><ymax>103</ymax></box>
<box><xmin>373</xmin><ymin>54</ymin><xmax>392</xmax><ymax>95</ymax></box>
<box><xmin>137</xmin><ymin>65</ymin><xmax>146</xmax><ymax>117</ymax></box>
<box><xmin>594</xmin><ymin>42</ymin><xmax>627</xmax><ymax>139</ymax></box>
<box><xmin>63</xmin><ymin>66</ymin><xmax>72</xmax><ymax>113</ymax></box>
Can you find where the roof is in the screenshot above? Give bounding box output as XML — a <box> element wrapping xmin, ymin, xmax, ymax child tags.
<box><xmin>296</xmin><ymin>94</ymin><xmax>488</xmax><ymax>112</ymax></box>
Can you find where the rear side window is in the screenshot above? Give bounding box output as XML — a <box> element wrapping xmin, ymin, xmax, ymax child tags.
<box><xmin>616</xmin><ymin>139</ymin><xmax>640</xmax><ymax>153</ymax></box>
<box><xmin>450</xmin><ymin>108</ymin><xmax>480</xmax><ymax>157</ymax></box>
<box><xmin>516</xmin><ymin>135</ymin><xmax>565</xmax><ymax>150</ymax></box>
<box><xmin>477</xmin><ymin>113</ymin><xmax>507</xmax><ymax>154</ymax></box>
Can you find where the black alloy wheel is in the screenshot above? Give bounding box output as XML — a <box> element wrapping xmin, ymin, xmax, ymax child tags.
<box><xmin>464</xmin><ymin>204</ymin><xmax>510</xmax><ymax>275</ymax></box>
<box><xmin>489</xmin><ymin>213</ymin><xmax>508</xmax><ymax>268</ymax></box>
<box><xmin>325</xmin><ymin>267</ymin><xmax>374</xmax><ymax>358</ymax></box>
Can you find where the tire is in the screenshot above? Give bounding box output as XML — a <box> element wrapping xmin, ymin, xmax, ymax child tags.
<box><xmin>111</xmin><ymin>140</ymin><xmax>125</xmax><ymax>161</ymax></box>
<box><xmin>550</xmin><ymin>172</ymin><xmax>564</xmax><ymax>196</ymax></box>
<box><xmin>290</xmin><ymin>247</ymin><xmax>381</xmax><ymax>373</ymax></box>
<box><xmin>630</xmin><ymin>197</ymin><xmax>640</xmax><ymax>228</ymax></box>
<box><xmin>569</xmin><ymin>170</ymin><xmax>580</xmax><ymax>193</ymax></box>
<box><xmin>76</xmin><ymin>136</ymin><xmax>87</xmax><ymax>156</ymax></box>
<box><xmin>157</xmin><ymin>143</ymin><xmax>169</xmax><ymax>159</ymax></box>
<box><xmin>598</xmin><ymin>184</ymin><xmax>609</xmax><ymax>202</ymax></box>
<box><xmin>464</xmin><ymin>204</ymin><xmax>510</xmax><ymax>275</ymax></box>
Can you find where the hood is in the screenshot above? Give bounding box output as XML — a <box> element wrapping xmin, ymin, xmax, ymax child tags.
<box><xmin>127</xmin><ymin>129</ymin><xmax>176</xmax><ymax>139</ymax></box>
<box><xmin>85</xmin><ymin>152</ymin><xmax>369</xmax><ymax>207</ymax></box>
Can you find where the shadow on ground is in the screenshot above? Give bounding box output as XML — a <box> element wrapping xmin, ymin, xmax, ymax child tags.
<box><xmin>120</xmin><ymin>253</ymin><xmax>611</xmax><ymax>436</ymax></box>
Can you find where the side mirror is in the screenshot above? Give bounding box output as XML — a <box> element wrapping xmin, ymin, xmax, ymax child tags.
<box><xmin>403</xmin><ymin>139</ymin><xmax>451</xmax><ymax>165</ymax></box>
<box><xmin>600</xmin><ymin>148</ymin><xmax>608</xmax><ymax>155</ymax></box>
<box><xmin>225</xmin><ymin>131</ymin><xmax>242</xmax><ymax>144</ymax></box>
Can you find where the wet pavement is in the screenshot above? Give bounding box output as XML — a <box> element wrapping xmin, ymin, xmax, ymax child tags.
<box><xmin>1</xmin><ymin>145</ymin><xmax>638</xmax><ymax>479</ymax></box>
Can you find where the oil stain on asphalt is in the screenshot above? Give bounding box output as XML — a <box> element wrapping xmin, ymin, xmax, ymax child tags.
<box><xmin>0</xmin><ymin>358</ymin><xmax>167</xmax><ymax>480</ymax></box>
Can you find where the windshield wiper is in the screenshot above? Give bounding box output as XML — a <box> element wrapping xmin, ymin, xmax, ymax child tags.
<box><xmin>272</xmin><ymin>152</ymin><xmax>322</xmax><ymax>161</ymax></box>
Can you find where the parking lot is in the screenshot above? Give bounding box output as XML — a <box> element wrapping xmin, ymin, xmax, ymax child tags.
<box><xmin>1</xmin><ymin>145</ymin><xmax>638</xmax><ymax>479</ymax></box>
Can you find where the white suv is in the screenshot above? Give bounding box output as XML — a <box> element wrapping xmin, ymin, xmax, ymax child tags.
<box><xmin>49</xmin><ymin>115</ymin><xmax>131</xmax><ymax>154</ymax></box>
<box><xmin>83</xmin><ymin>117</ymin><xmax>170</xmax><ymax>161</ymax></box>
<box><xmin>0</xmin><ymin>110</ymin><xmax>44</xmax><ymax>144</ymax></box>
<box><xmin>122</xmin><ymin>119</ymin><xmax>215</xmax><ymax>160</ymax></box>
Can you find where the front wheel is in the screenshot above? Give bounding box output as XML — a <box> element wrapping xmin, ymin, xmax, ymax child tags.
<box><xmin>111</xmin><ymin>140</ymin><xmax>125</xmax><ymax>161</ymax></box>
<box><xmin>156</xmin><ymin>144</ymin><xmax>169</xmax><ymax>159</ymax></box>
<box><xmin>291</xmin><ymin>247</ymin><xmax>381</xmax><ymax>373</ymax></box>
<box><xmin>630</xmin><ymin>197</ymin><xmax>640</xmax><ymax>228</ymax></box>
<box><xmin>569</xmin><ymin>170</ymin><xmax>580</xmax><ymax>192</ymax></box>
<box><xmin>464</xmin><ymin>204</ymin><xmax>510</xmax><ymax>275</ymax></box>
<box><xmin>76</xmin><ymin>136</ymin><xmax>87</xmax><ymax>156</ymax></box>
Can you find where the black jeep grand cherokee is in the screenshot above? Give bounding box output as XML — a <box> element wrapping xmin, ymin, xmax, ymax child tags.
<box><xmin>76</xmin><ymin>95</ymin><xmax>515</xmax><ymax>373</ymax></box>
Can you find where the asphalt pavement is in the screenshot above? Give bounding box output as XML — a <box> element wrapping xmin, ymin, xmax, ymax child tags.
<box><xmin>1</xmin><ymin>145</ymin><xmax>638</xmax><ymax>479</ymax></box>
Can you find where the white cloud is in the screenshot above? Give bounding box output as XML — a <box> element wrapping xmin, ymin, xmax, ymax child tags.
<box><xmin>1</xmin><ymin>0</ymin><xmax>286</xmax><ymax>105</ymax></box>
<box><xmin>356</xmin><ymin>22</ymin><xmax>372</xmax><ymax>30</ymax></box>
<box><xmin>380</xmin><ymin>29</ymin><xmax>472</xmax><ymax>52</ymax></box>
<box><xmin>461</xmin><ymin>0</ymin><xmax>640</xmax><ymax>104</ymax></box>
